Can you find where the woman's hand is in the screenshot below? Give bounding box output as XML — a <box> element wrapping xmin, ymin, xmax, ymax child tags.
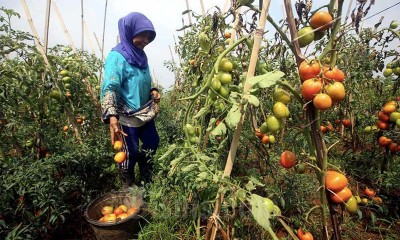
<box><xmin>109</xmin><ymin>116</ymin><xmax>127</xmax><ymax>145</ymax></box>
<box><xmin>151</xmin><ymin>89</ymin><xmax>161</xmax><ymax>103</ymax></box>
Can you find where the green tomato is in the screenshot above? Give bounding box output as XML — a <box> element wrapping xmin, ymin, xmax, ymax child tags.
<box><xmin>217</xmin><ymin>71</ymin><xmax>232</xmax><ymax>84</ymax></box>
<box><xmin>210</xmin><ymin>78</ymin><xmax>222</xmax><ymax>91</ymax></box>
<box><xmin>273</xmin><ymin>88</ymin><xmax>291</xmax><ymax>104</ymax></box>
<box><xmin>185</xmin><ymin>123</ymin><xmax>196</xmax><ymax>136</ymax></box>
<box><xmin>383</xmin><ymin>68</ymin><xmax>393</xmax><ymax>77</ymax></box>
<box><xmin>259</xmin><ymin>122</ymin><xmax>268</xmax><ymax>134</ymax></box>
<box><xmin>273</xmin><ymin>102</ymin><xmax>290</xmax><ymax>119</ymax></box>
<box><xmin>25</xmin><ymin>140</ymin><xmax>33</xmax><ymax>147</ymax></box>
<box><xmin>296</xmin><ymin>163</ymin><xmax>306</xmax><ymax>174</ymax></box>
<box><xmin>390</xmin><ymin>20</ymin><xmax>398</xmax><ymax>29</ymax></box>
<box><xmin>268</xmin><ymin>135</ymin><xmax>276</xmax><ymax>144</ymax></box>
<box><xmin>263</xmin><ymin>198</ymin><xmax>275</xmax><ymax>214</ymax></box>
<box><xmin>345</xmin><ymin>196</ymin><xmax>358</xmax><ymax>213</ymax></box>
<box><xmin>219</xmin><ymin>85</ymin><xmax>230</xmax><ymax>98</ymax></box>
<box><xmin>266</xmin><ymin>115</ymin><xmax>281</xmax><ymax>132</ymax></box>
<box><xmin>297</xmin><ymin>26</ymin><xmax>315</xmax><ymax>48</ymax></box>
<box><xmin>393</xmin><ymin>67</ymin><xmax>400</xmax><ymax>76</ymax></box>
<box><xmin>49</xmin><ymin>90</ymin><xmax>62</xmax><ymax>100</ymax></box>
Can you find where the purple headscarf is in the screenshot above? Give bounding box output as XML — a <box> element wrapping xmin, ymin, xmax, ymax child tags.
<box><xmin>112</xmin><ymin>12</ymin><xmax>156</xmax><ymax>69</ymax></box>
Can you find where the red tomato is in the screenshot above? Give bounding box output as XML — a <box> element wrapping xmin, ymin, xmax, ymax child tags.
<box><xmin>299</xmin><ymin>60</ymin><xmax>321</xmax><ymax>82</ymax></box>
<box><xmin>378</xmin><ymin>111</ymin><xmax>390</xmax><ymax>122</ymax></box>
<box><xmin>297</xmin><ymin>228</ymin><xmax>314</xmax><ymax>240</ymax></box>
<box><xmin>326</xmin><ymin>170</ymin><xmax>348</xmax><ymax>192</ymax></box>
<box><xmin>310</xmin><ymin>11</ymin><xmax>333</xmax><ymax>31</ymax></box>
<box><xmin>330</xmin><ymin>187</ymin><xmax>353</xmax><ymax>204</ymax></box>
<box><xmin>342</xmin><ymin>119</ymin><xmax>351</xmax><ymax>127</ymax></box>
<box><xmin>280</xmin><ymin>150</ymin><xmax>297</xmax><ymax>168</ymax></box>
<box><xmin>376</xmin><ymin>120</ymin><xmax>389</xmax><ymax>130</ymax></box>
<box><xmin>301</xmin><ymin>78</ymin><xmax>323</xmax><ymax>101</ymax></box>
<box><xmin>323</xmin><ymin>66</ymin><xmax>345</xmax><ymax>82</ymax></box>
<box><xmin>313</xmin><ymin>93</ymin><xmax>332</xmax><ymax>110</ymax></box>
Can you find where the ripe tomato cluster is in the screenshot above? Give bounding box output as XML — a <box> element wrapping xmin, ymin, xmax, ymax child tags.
<box><xmin>98</xmin><ymin>204</ymin><xmax>138</xmax><ymax>224</ymax></box>
<box><xmin>297</xmin><ymin>11</ymin><xmax>333</xmax><ymax>48</ymax></box>
<box><xmin>374</xmin><ymin>100</ymin><xmax>400</xmax><ymax>152</ymax></box>
<box><xmin>325</xmin><ymin>170</ymin><xmax>358</xmax><ymax>213</ymax></box>
<box><xmin>299</xmin><ymin>59</ymin><xmax>346</xmax><ymax>110</ymax></box>
<box><xmin>113</xmin><ymin>140</ymin><xmax>126</xmax><ymax>163</ymax></box>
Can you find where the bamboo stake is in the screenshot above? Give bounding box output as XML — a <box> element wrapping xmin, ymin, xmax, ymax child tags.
<box><xmin>169</xmin><ymin>44</ymin><xmax>180</xmax><ymax>88</ymax></box>
<box><xmin>43</xmin><ymin>0</ymin><xmax>51</xmax><ymax>55</ymax></box>
<box><xmin>199</xmin><ymin>0</ymin><xmax>205</xmax><ymax>15</ymax></box>
<box><xmin>205</xmin><ymin>1</ymin><xmax>272</xmax><ymax>239</ymax></box>
<box><xmin>101</xmin><ymin>0</ymin><xmax>108</xmax><ymax>62</ymax></box>
<box><xmin>81</xmin><ymin>0</ymin><xmax>84</xmax><ymax>51</ymax></box>
<box><xmin>185</xmin><ymin>0</ymin><xmax>192</xmax><ymax>25</ymax></box>
<box><xmin>84</xmin><ymin>20</ymin><xmax>96</xmax><ymax>54</ymax></box>
<box><xmin>52</xmin><ymin>0</ymin><xmax>76</xmax><ymax>52</ymax></box>
<box><xmin>99</xmin><ymin>0</ymin><xmax>108</xmax><ymax>83</ymax></box>
<box><xmin>222</xmin><ymin>0</ymin><xmax>230</xmax><ymax>13</ymax></box>
<box><xmin>93</xmin><ymin>32</ymin><xmax>102</xmax><ymax>53</ymax></box>
<box><xmin>20</xmin><ymin>0</ymin><xmax>49</xmax><ymax>66</ymax></box>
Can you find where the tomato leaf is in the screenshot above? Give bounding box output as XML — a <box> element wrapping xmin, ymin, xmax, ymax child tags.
<box><xmin>249</xmin><ymin>194</ymin><xmax>272</xmax><ymax>231</ymax></box>
<box><xmin>247</xmin><ymin>70</ymin><xmax>285</xmax><ymax>89</ymax></box>
<box><xmin>193</xmin><ymin>106</ymin><xmax>210</xmax><ymax>119</ymax></box>
<box><xmin>226</xmin><ymin>104</ymin><xmax>241</xmax><ymax>129</ymax></box>
<box><xmin>248</xmin><ymin>94</ymin><xmax>260</xmax><ymax>107</ymax></box>
<box><xmin>211</xmin><ymin>121</ymin><xmax>227</xmax><ymax>136</ymax></box>
<box><xmin>245</xmin><ymin>181</ymin><xmax>255</xmax><ymax>191</ymax></box>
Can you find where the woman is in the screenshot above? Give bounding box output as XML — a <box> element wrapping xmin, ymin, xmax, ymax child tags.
<box><xmin>100</xmin><ymin>12</ymin><xmax>160</xmax><ymax>188</ymax></box>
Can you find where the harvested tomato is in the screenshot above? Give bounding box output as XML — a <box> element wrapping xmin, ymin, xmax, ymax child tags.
<box><xmin>114</xmin><ymin>151</ymin><xmax>127</xmax><ymax>163</ymax></box>
<box><xmin>326</xmin><ymin>170</ymin><xmax>348</xmax><ymax>192</ymax></box>
<box><xmin>280</xmin><ymin>150</ymin><xmax>296</xmax><ymax>168</ymax></box>
<box><xmin>301</xmin><ymin>78</ymin><xmax>322</xmax><ymax>101</ymax></box>
<box><xmin>310</xmin><ymin>11</ymin><xmax>333</xmax><ymax>31</ymax></box>
<box><xmin>299</xmin><ymin>60</ymin><xmax>321</xmax><ymax>82</ymax></box>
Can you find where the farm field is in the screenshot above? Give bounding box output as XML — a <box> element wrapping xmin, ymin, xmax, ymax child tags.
<box><xmin>1</xmin><ymin>0</ymin><xmax>400</xmax><ymax>239</ymax></box>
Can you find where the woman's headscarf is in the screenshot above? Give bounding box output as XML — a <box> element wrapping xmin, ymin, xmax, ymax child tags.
<box><xmin>112</xmin><ymin>12</ymin><xmax>156</xmax><ymax>69</ymax></box>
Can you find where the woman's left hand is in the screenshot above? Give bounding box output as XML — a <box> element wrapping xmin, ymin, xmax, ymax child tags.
<box><xmin>151</xmin><ymin>89</ymin><xmax>161</xmax><ymax>103</ymax></box>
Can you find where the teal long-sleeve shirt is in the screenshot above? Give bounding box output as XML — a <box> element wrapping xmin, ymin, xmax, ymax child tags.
<box><xmin>100</xmin><ymin>51</ymin><xmax>152</xmax><ymax>123</ymax></box>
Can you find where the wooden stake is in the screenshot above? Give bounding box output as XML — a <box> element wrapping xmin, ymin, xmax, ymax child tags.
<box><xmin>93</xmin><ymin>32</ymin><xmax>102</xmax><ymax>53</ymax></box>
<box><xmin>20</xmin><ymin>0</ymin><xmax>49</xmax><ymax>66</ymax></box>
<box><xmin>84</xmin><ymin>20</ymin><xmax>96</xmax><ymax>54</ymax></box>
<box><xmin>199</xmin><ymin>0</ymin><xmax>205</xmax><ymax>15</ymax></box>
<box><xmin>52</xmin><ymin>0</ymin><xmax>76</xmax><ymax>51</ymax></box>
<box><xmin>81</xmin><ymin>0</ymin><xmax>84</xmax><ymax>51</ymax></box>
<box><xmin>185</xmin><ymin>0</ymin><xmax>192</xmax><ymax>25</ymax></box>
<box><xmin>43</xmin><ymin>0</ymin><xmax>51</xmax><ymax>55</ymax></box>
<box><xmin>205</xmin><ymin>1</ymin><xmax>272</xmax><ymax>239</ymax></box>
<box><xmin>99</xmin><ymin>0</ymin><xmax>108</xmax><ymax>83</ymax></box>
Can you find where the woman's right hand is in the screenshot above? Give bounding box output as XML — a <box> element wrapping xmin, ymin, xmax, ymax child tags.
<box><xmin>109</xmin><ymin>116</ymin><xmax>127</xmax><ymax>145</ymax></box>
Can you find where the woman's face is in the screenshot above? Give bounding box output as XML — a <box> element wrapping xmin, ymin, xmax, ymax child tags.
<box><xmin>132</xmin><ymin>31</ymin><xmax>152</xmax><ymax>50</ymax></box>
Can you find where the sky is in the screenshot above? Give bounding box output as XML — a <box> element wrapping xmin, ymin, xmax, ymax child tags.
<box><xmin>0</xmin><ymin>0</ymin><xmax>398</xmax><ymax>89</ymax></box>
